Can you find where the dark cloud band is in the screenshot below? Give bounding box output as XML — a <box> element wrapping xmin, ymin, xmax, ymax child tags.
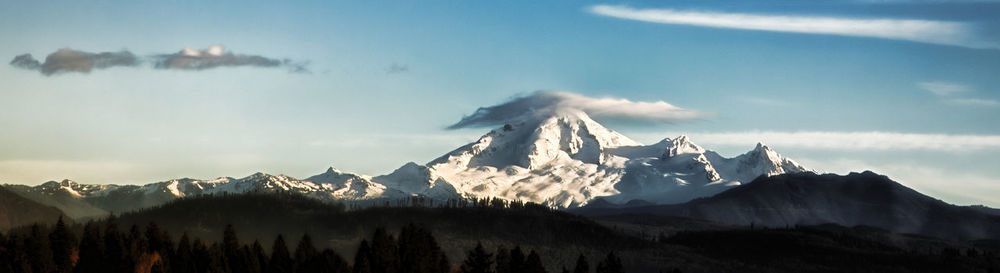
<box><xmin>153</xmin><ymin>45</ymin><xmax>307</xmax><ymax>72</ymax></box>
<box><xmin>9</xmin><ymin>49</ymin><xmax>138</xmax><ymax>76</ymax></box>
<box><xmin>9</xmin><ymin>45</ymin><xmax>308</xmax><ymax>76</ymax></box>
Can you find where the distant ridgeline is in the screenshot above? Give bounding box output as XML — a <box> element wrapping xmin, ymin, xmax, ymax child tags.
<box><xmin>2</xmin><ymin>110</ymin><xmax>814</xmax><ymax>217</ymax></box>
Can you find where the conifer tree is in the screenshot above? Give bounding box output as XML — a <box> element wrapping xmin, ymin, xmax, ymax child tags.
<box><xmin>267</xmin><ymin>235</ymin><xmax>293</xmax><ymax>273</ymax></box>
<box><xmin>193</xmin><ymin>238</ymin><xmax>213</xmax><ymax>273</ymax></box>
<box><xmin>369</xmin><ymin>228</ymin><xmax>398</xmax><ymax>273</ymax></box>
<box><xmin>7</xmin><ymin>234</ymin><xmax>33</xmax><ymax>273</ymax></box>
<box><xmin>49</xmin><ymin>217</ymin><xmax>76</xmax><ymax>273</ymax></box>
<box><xmin>207</xmin><ymin>242</ymin><xmax>231</xmax><ymax>273</ymax></box>
<box><xmin>126</xmin><ymin>224</ymin><xmax>147</xmax><ymax>272</ymax></box>
<box><xmin>315</xmin><ymin>249</ymin><xmax>350</xmax><ymax>273</ymax></box>
<box><xmin>173</xmin><ymin>234</ymin><xmax>198</xmax><ymax>273</ymax></box>
<box><xmin>252</xmin><ymin>240</ymin><xmax>269</xmax><ymax>272</ymax></box>
<box><xmin>494</xmin><ymin>246</ymin><xmax>510</xmax><ymax>273</ymax></box>
<box><xmin>145</xmin><ymin>222</ymin><xmax>170</xmax><ymax>256</ymax></box>
<box><xmin>398</xmin><ymin>224</ymin><xmax>449</xmax><ymax>273</ymax></box>
<box><xmin>595</xmin><ymin>252</ymin><xmax>622</xmax><ymax>273</ymax></box>
<box><xmin>524</xmin><ymin>250</ymin><xmax>547</xmax><ymax>273</ymax></box>
<box><xmin>509</xmin><ymin>246</ymin><xmax>526</xmax><ymax>273</ymax></box>
<box><xmin>0</xmin><ymin>232</ymin><xmax>10</xmax><ymax>273</ymax></box>
<box><xmin>26</xmin><ymin>224</ymin><xmax>56</xmax><ymax>273</ymax></box>
<box><xmin>242</xmin><ymin>245</ymin><xmax>262</xmax><ymax>273</ymax></box>
<box><xmin>460</xmin><ymin>242</ymin><xmax>493</xmax><ymax>273</ymax></box>
<box><xmin>572</xmin><ymin>254</ymin><xmax>589</xmax><ymax>273</ymax></box>
<box><xmin>74</xmin><ymin>222</ymin><xmax>104</xmax><ymax>273</ymax></box>
<box><xmin>104</xmin><ymin>218</ymin><xmax>130</xmax><ymax>273</ymax></box>
<box><xmin>352</xmin><ymin>240</ymin><xmax>373</xmax><ymax>273</ymax></box>
<box><xmin>294</xmin><ymin>234</ymin><xmax>319</xmax><ymax>273</ymax></box>
<box><xmin>223</xmin><ymin>225</ymin><xmax>247</xmax><ymax>273</ymax></box>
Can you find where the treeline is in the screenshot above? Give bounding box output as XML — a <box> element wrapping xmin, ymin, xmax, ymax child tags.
<box><xmin>112</xmin><ymin>193</ymin><xmax>643</xmax><ymax>251</ymax></box>
<box><xmin>360</xmin><ymin>196</ymin><xmax>558</xmax><ymax>212</ymax></box>
<box><xmin>663</xmin><ymin>226</ymin><xmax>1000</xmax><ymax>273</ymax></box>
<box><xmin>458</xmin><ymin>242</ymin><xmax>627</xmax><ymax>273</ymax></box>
<box><xmin>0</xmin><ymin>217</ymin><xmax>628</xmax><ymax>273</ymax></box>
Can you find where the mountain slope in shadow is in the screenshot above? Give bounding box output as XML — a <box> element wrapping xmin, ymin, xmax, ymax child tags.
<box><xmin>0</xmin><ymin>185</ymin><xmax>68</xmax><ymax>230</ymax></box>
<box><xmin>576</xmin><ymin>171</ymin><xmax>1000</xmax><ymax>241</ymax></box>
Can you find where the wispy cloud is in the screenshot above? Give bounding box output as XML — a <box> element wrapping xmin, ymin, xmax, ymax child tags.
<box><xmin>636</xmin><ymin>131</ymin><xmax>1000</xmax><ymax>152</ymax></box>
<box><xmin>448</xmin><ymin>90</ymin><xmax>708</xmax><ymax>129</ymax></box>
<box><xmin>588</xmin><ymin>5</ymin><xmax>990</xmax><ymax>48</ymax></box>
<box><xmin>948</xmin><ymin>98</ymin><xmax>1000</xmax><ymax>106</ymax></box>
<box><xmin>857</xmin><ymin>0</ymin><xmax>1000</xmax><ymax>3</ymax></box>
<box><xmin>917</xmin><ymin>81</ymin><xmax>997</xmax><ymax>107</ymax></box>
<box><xmin>386</xmin><ymin>63</ymin><xmax>409</xmax><ymax>74</ymax></box>
<box><xmin>9</xmin><ymin>45</ymin><xmax>308</xmax><ymax>76</ymax></box>
<box><xmin>734</xmin><ymin>96</ymin><xmax>788</xmax><ymax>106</ymax></box>
<box><xmin>918</xmin><ymin>81</ymin><xmax>970</xmax><ymax>96</ymax></box>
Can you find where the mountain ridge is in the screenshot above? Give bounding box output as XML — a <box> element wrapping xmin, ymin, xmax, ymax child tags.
<box><xmin>574</xmin><ymin>171</ymin><xmax>1000</xmax><ymax>241</ymax></box>
<box><xmin>5</xmin><ymin>111</ymin><xmax>811</xmax><ymax>215</ymax></box>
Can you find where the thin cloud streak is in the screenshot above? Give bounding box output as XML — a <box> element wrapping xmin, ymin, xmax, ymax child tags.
<box><xmin>918</xmin><ymin>81</ymin><xmax>970</xmax><ymax>96</ymax></box>
<box><xmin>916</xmin><ymin>81</ymin><xmax>998</xmax><ymax>107</ymax></box>
<box><xmin>948</xmin><ymin>98</ymin><xmax>1000</xmax><ymax>106</ymax></box>
<box><xmin>638</xmin><ymin>131</ymin><xmax>1000</xmax><ymax>152</ymax></box>
<box><xmin>588</xmin><ymin>5</ymin><xmax>989</xmax><ymax>48</ymax></box>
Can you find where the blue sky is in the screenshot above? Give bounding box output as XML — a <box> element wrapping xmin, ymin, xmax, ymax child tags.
<box><xmin>1</xmin><ymin>0</ymin><xmax>999</xmax><ymax>206</ymax></box>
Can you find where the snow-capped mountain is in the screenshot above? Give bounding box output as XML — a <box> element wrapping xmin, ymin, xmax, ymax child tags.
<box><xmin>411</xmin><ymin>110</ymin><xmax>809</xmax><ymax>207</ymax></box>
<box><xmin>304</xmin><ymin>167</ymin><xmax>393</xmax><ymax>199</ymax></box>
<box><xmin>3</xmin><ymin>170</ymin><xmax>389</xmax><ymax>216</ymax></box>
<box><xmin>3</xmin><ymin>110</ymin><xmax>809</xmax><ymax>215</ymax></box>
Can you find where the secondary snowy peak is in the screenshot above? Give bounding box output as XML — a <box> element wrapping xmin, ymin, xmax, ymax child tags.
<box><xmin>373</xmin><ymin>162</ymin><xmax>457</xmax><ymax>199</ymax></box>
<box><xmin>662</xmin><ymin>135</ymin><xmax>706</xmax><ymax>158</ymax></box>
<box><xmin>304</xmin><ymin>167</ymin><xmax>386</xmax><ymax>199</ymax></box>
<box><xmin>732</xmin><ymin>143</ymin><xmax>809</xmax><ymax>181</ymax></box>
<box><xmin>306</xmin><ymin>167</ymin><xmax>370</xmax><ymax>187</ymax></box>
<box><xmin>430</xmin><ymin>110</ymin><xmax>639</xmax><ymax>170</ymax></box>
<box><xmin>36</xmin><ymin>179</ymin><xmax>118</xmax><ymax>197</ymax></box>
<box><xmin>699</xmin><ymin>142</ymin><xmax>810</xmax><ymax>186</ymax></box>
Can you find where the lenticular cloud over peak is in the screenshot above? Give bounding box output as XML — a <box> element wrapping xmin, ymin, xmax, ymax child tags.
<box><xmin>447</xmin><ymin>90</ymin><xmax>707</xmax><ymax>129</ymax></box>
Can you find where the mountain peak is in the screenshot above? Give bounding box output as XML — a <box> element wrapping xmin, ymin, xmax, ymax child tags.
<box><xmin>753</xmin><ymin>142</ymin><xmax>775</xmax><ymax>153</ymax></box>
<box><xmin>663</xmin><ymin>135</ymin><xmax>705</xmax><ymax>158</ymax></box>
<box><xmin>59</xmin><ymin>179</ymin><xmax>77</xmax><ymax>187</ymax></box>
<box><xmin>430</xmin><ymin>109</ymin><xmax>639</xmax><ymax>170</ymax></box>
<box><xmin>730</xmin><ymin>142</ymin><xmax>810</xmax><ymax>182</ymax></box>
